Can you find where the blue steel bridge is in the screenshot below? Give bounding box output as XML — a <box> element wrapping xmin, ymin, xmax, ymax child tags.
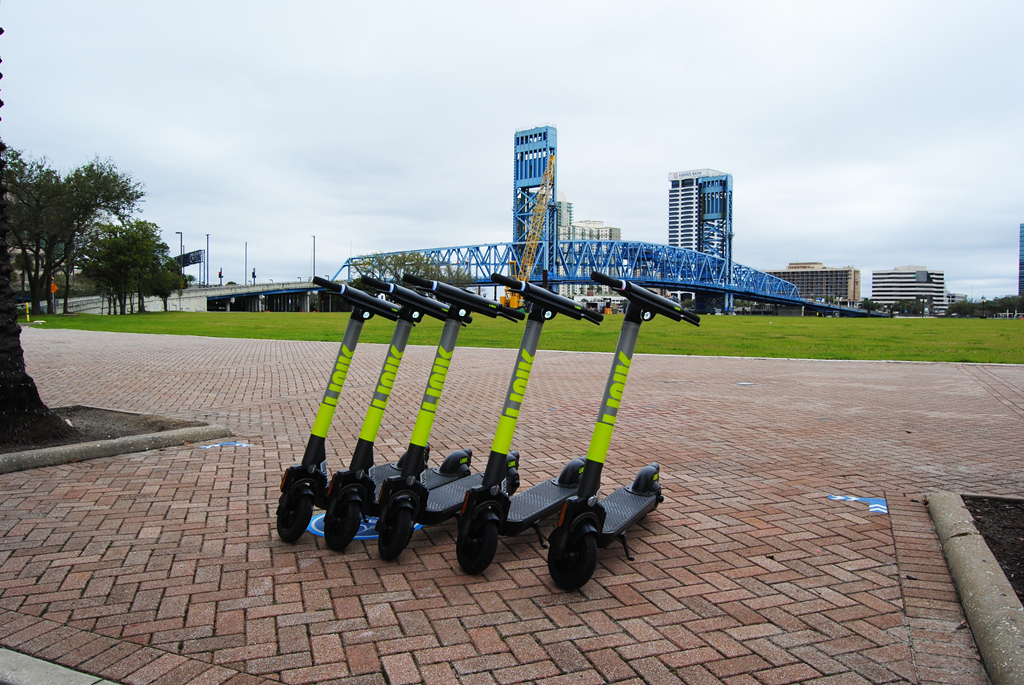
<box><xmin>331</xmin><ymin>239</ymin><xmax>871</xmax><ymax>316</ymax></box>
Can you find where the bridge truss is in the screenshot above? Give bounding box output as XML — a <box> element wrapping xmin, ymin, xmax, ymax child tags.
<box><xmin>332</xmin><ymin>239</ymin><xmax>870</xmax><ymax>315</ymax></box>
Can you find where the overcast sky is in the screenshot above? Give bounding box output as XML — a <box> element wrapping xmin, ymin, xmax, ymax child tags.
<box><xmin>4</xmin><ymin>1</ymin><xmax>1022</xmax><ymax>297</ymax></box>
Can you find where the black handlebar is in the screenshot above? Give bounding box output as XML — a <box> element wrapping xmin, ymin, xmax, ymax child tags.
<box><xmin>490</xmin><ymin>273</ymin><xmax>602</xmax><ymax>324</ymax></box>
<box><xmin>359</xmin><ymin>276</ymin><xmax>453</xmax><ymax>323</ymax></box>
<box><xmin>590</xmin><ymin>271</ymin><xmax>700</xmax><ymax>326</ymax></box>
<box><xmin>402</xmin><ymin>274</ymin><xmax>525</xmax><ymax>322</ymax></box>
<box><xmin>313</xmin><ymin>277</ymin><xmax>402</xmax><ymax>321</ymax></box>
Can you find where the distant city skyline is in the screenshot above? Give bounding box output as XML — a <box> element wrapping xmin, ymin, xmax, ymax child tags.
<box><xmin>3</xmin><ymin>1</ymin><xmax>1021</xmax><ymax>297</ymax></box>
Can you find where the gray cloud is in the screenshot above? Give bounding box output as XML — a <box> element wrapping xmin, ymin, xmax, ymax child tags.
<box><xmin>5</xmin><ymin>0</ymin><xmax>1022</xmax><ymax>296</ymax></box>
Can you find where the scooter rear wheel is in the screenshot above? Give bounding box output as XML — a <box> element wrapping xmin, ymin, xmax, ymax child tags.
<box><xmin>377</xmin><ymin>508</ymin><xmax>413</xmax><ymax>561</ymax></box>
<box><xmin>276</xmin><ymin>494</ymin><xmax>313</xmax><ymax>543</ymax></box>
<box><xmin>456</xmin><ymin>521</ymin><xmax>499</xmax><ymax>575</ymax></box>
<box><xmin>547</xmin><ymin>527</ymin><xmax>597</xmax><ymax>591</ymax></box>
<box><xmin>324</xmin><ymin>500</ymin><xmax>362</xmax><ymax>551</ymax></box>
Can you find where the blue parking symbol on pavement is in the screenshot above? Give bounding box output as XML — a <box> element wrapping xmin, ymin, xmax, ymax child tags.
<box><xmin>829</xmin><ymin>495</ymin><xmax>888</xmax><ymax>514</ymax></box>
<box><xmin>306</xmin><ymin>514</ymin><xmax>423</xmax><ymax>540</ymax></box>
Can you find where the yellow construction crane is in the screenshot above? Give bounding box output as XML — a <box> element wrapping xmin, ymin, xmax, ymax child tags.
<box><xmin>503</xmin><ymin>153</ymin><xmax>555</xmax><ymax>309</ymax></box>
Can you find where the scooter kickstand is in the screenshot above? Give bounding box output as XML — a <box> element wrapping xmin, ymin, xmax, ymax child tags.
<box><xmin>619</xmin><ymin>533</ymin><xmax>635</xmax><ymax>561</ymax></box>
<box><xmin>532</xmin><ymin>522</ymin><xmax>548</xmax><ymax>549</ymax></box>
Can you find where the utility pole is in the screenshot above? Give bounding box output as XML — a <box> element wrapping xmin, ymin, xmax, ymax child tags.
<box><xmin>244</xmin><ymin>242</ymin><xmax>248</xmax><ymax>286</ymax></box>
<box><xmin>205</xmin><ymin>233</ymin><xmax>210</xmax><ymax>286</ymax></box>
<box><xmin>312</xmin><ymin>236</ymin><xmax>315</xmax><ymax>282</ymax></box>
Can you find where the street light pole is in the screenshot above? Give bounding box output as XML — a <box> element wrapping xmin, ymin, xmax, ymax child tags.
<box><xmin>312</xmin><ymin>236</ymin><xmax>315</xmax><ymax>282</ymax></box>
<box><xmin>244</xmin><ymin>242</ymin><xmax>248</xmax><ymax>286</ymax></box>
<box><xmin>205</xmin><ymin>233</ymin><xmax>210</xmax><ymax>287</ymax></box>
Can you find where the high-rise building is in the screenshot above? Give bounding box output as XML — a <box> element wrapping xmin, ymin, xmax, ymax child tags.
<box><xmin>1019</xmin><ymin>223</ymin><xmax>1023</xmax><ymax>296</ymax></box>
<box><xmin>872</xmin><ymin>266</ymin><xmax>948</xmax><ymax>314</ymax></box>
<box><xmin>765</xmin><ymin>263</ymin><xmax>861</xmax><ymax>304</ymax></box>
<box><xmin>556</xmin><ymin>192</ymin><xmax>573</xmax><ymax>236</ymax></box>
<box><xmin>558</xmin><ymin>220</ymin><xmax>623</xmax><ymax>298</ymax></box>
<box><xmin>558</xmin><ymin>219</ymin><xmax>621</xmax><ymax>242</ymax></box>
<box><xmin>667</xmin><ymin>168</ymin><xmax>728</xmax><ymax>251</ymax></box>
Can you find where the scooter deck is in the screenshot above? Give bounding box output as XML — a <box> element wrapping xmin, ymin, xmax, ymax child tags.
<box><xmin>502</xmin><ymin>479</ymin><xmax>579</xmax><ymax>536</ymax></box>
<box><xmin>369</xmin><ymin>463</ymin><xmax>469</xmax><ymax>498</ymax></box>
<box><xmin>596</xmin><ymin>487</ymin><xmax>658</xmax><ymax>548</ymax></box>
<box><xmin>420</xmin><ymin>472</ymin><xmax>486</xmax><ymax>523</ymax></box>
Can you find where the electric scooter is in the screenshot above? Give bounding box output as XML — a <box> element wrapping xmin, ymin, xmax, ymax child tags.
<box><xmin>374</xmin><ymin>274</ymin><xmax>524</xmax><ymax>560</ymax></box>
<box><xmin>320</xmin><ymin>276</ymin><xmax>478</xmax><ymax>551</ymax></box>
<box><xmin>417</xmin><ymin>273</ymin><xmax>605</xmax><ymax>575</ymax></box>
<box><xmin>276</xmin><ymin>279</ymin><xmax>402</xmax><ymax>543</ymax></box>
<box><xmin>546</xmin><ymin>272</ymin><xmax>700</xmax><ymax>590</ymax></box>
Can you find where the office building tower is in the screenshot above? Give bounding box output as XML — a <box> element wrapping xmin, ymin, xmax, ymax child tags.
<box><xmin>872</xmin><ymin>266</ymin><xmax>948</xmax><ymax>314</ymax></box>
<box><xmin>667</xmin><ymin>169</ymin><xmax>729</xmax><ymax>252</ymax></box>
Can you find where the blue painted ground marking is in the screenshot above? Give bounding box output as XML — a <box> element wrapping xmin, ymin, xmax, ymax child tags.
<box><xmin>829</xmin><ymin>495</ymin><xmax>888</xmax><ymax>514</ymax></box>
<box><xmin>307</xmin><ymin>513</ymin><xmax>423</xmax><ymax>540</ymax></box>
<box><xmin>199</xmin><ymin>442</ymin><xmax>253</xmax><ymax>449</ymax></box>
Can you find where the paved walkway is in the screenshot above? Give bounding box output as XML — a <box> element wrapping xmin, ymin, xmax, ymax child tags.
<box><xmin>4</xmin><ymin>328</ymin><xmax>1022</xmax><ymax>685</ymax></box>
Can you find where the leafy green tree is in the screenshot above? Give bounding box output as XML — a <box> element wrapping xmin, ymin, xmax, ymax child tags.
<box><xmin>81</xmin><ymin>220</ymin><xmax>167</xmax><ymax>314</ymax></box>
<box><xmin>3</xmin><ymin>148</ymin><xmax>143</xmax><ymax>314</ymax></box>
<box><xmin>350</xmin><ymin>251</ymin><xmax>475</xmax><ymax>289</ymax></box>
<box><xmin>860</xmin><ymin>298</ymin><xmax>881</xmax><ymax>312</ymax></box>
<box><xmin>147</xmin><ymin>257</ymin><xmax>184</xmax><ymax>311</ymax></box>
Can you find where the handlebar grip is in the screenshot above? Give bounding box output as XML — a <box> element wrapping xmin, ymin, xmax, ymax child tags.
<box><xmin>402</xmin><ymin>273</ymin><xmax>433</xmax><ymax>289</ymax></box>
<box><xmin>359</xmin><ymin>275</ymin><xmax>390</xmax><ymax>291</ymax></box>
<box><xmin>680</xmin><ymin>310</ymin><xmax>701</xmax><ymax>326</ymax></box>
<box><xmin>491</xmin><ymin>273</ymin><xmax>523</xmax><ymax>290</ymax></box>
<box><xmin>591</xmin><ymin>271</ymin><xmax>625</xmax><ymax>290</ymax></box>
<box><xmin>581</xmin><ymin>308</ymin><xmax>604</xmax><ymax>324</ymax></box>
<box><xmin>313</xmin><ymin>276</ymin><xmax>341</xmax><ymax>292</ymax></box>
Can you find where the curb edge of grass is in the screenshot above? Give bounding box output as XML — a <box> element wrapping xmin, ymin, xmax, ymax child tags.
<box><xmin>0</xmin><ymin>424</ymin><xmax>234</xmax><ymax>475</ymax></box>
<box><xmin>928</xmin><ymin>491</ymin><xmax>1024</xmax><ymax>685</ymax></box>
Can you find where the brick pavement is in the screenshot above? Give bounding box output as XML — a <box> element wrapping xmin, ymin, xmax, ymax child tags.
<box><xmin>4</xmin><ymin>327</ymin><xmax>1022</xmax><ymax>684</ymax></box>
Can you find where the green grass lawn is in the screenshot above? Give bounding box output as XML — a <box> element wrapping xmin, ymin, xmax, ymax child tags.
<box><xmin>20</xmin><ymin>311</ymin><xmax>1024</xmax><ymax>364</ymax></box>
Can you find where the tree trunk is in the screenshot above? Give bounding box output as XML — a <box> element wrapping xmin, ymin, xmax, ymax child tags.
<box><xmin>162</xmin><ymin>296</ymin><xmax>168</xmax><ymax>312</ymax></box>
<box><xmin>119</xmin><ymin>293</ymin><xmax>126</xmax><ymax>315</ymax></box>
<box><xmin>61</xmin><ymin>261</ymin><xmax>72</xmax><ymax>314</ymax></box>
<box><xmin>138</xmin><ymin>289</ymin><xmax>146</xmax><ymax>313</ymax></box>
<box><xmin>0</xmin><ymin>142</ymin><xmax>75</xmax><ymax>446</ymax></box>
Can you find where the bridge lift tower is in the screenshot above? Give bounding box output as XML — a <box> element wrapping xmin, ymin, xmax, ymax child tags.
<box><xmin>513</xmin><ymin>126</ymin><xmax>557</xmax><ymax>285</ymax></box>
<box><xmin>696</xmin><ymin>173</ymin><xmax>734</xmax><ymax>313</ymax></box>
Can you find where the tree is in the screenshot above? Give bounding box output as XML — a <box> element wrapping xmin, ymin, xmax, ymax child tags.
<box><xmin>147</xmin><ymin>257</ymin><xmax>184</xmax><ymax>311</ymax></box>
<box><xmin>3</xmin><ymin>148</ymin><xmax>143</xmax><ymax>314</ymax></box>
<box><xmin>860</xmin><ymin>298</ymin><xmax>881</xmax><ymax>313</ymax></box>
<box><xmin>0</xmin><ymin>140</ymin><xmax>75</xmax><ymax>446</ymax></box>
<box><xmin>80</xmin><ymin>220</ymin><xmax>168</xmax><ymax>315</ymax></box>
<box><xmin>350</xmin><ymin>251</ymin><xmax>475</xmax><ymax>289</ymax></box>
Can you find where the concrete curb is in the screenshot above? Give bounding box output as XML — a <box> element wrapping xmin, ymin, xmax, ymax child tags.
<box><xmin>0</xmin><ymin>424</ymin><xmax>233</xmax><ymax>475</ymax></box>
<box><xmin>928</xmin><ymin>491</ymin><xmax>1024</xmax><ymax>685</ymax></box>
<box><xmin>0</xmin><ymin>647</ymin><xmax>120</xmax><ymax>684</ymax></box>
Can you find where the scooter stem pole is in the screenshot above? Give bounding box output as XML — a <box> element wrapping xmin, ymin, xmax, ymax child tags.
<box><xmin>482</xmin><ymin>315</ymin><xmax>544</xmax><ymax>488</ymax></box>
<box><xmin>401</xmin><ymin>316</ymin><xmax>463</xmax><ymax>478</ymax></box>
<box><xmin>576</xmin><ymin>301</ymin><xmax>642</xmax><ymax>500</ymax></box>
<box><xmin>301</xmin><ymin>313</ymin><xmax>366</xmax><ymax>468</ymax></box>
<box><xmin>348</xmin><ymin>317</ymin><xmax>414</xmax><ymax>473</ymax></box>
<box><xmin>358</xmin><ymin>318</ymin><xmax>414</xmax><ymax>444</ymax></box>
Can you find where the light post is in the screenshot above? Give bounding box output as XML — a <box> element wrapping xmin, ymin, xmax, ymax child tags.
<box><xmin>244</xmin><ymin>242</ymin><xmax>248</xmax><ymax>286</ymax></box>
<box><xmin>205</xmin><ymin>233</ymin><xmax>210</xmax><ymax>287</ymax></box>
<box><xmin>312</xmin><ymin>236</ymin><xmax>316</xmax><ymax>282</ymax></box>
<box><xmin>175</xmin><ymin>232</ymin><xmax>183</xmax><ymax>277</ymax></box>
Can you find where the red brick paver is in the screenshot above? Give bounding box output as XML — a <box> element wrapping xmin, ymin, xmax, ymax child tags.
<box><xmin>6</xmin><ymin>327</ymin><xmax>1019</xmax><ymax>684</ymax></box>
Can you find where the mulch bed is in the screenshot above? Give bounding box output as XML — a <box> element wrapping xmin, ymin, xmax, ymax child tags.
<box><xmin>962</xmin><ymin>495</ymin><xmax>1024</xmax><ymax>602</ymax></box>
<box><xmin>0</xmin><ymin>405</ymin><xmax>205</xmax><ymax>454</ymax></box>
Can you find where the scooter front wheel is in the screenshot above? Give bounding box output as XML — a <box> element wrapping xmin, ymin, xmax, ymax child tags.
<box><xmin>276</xmin><ymin>494</ymin><xmax>313</xmax><ymax>543</ymax></box>
<box><xmin>547</xmin><ymin>527</ymin><xmax>597</xmax><ymax>591</ymax></box>
<box><xmin>324</xmin><ymin>500</ymin><xmax>362</xmax><ymax>552</ymax></box>
<box><xmin>456</xmin><ymin>520</ymin><xmax>499</xmax><ymax>575</ymax></box>
<box><xmin>377</xmin><ymin>508</ymin><xmax>413</xmax><ymax>561</ymax></box>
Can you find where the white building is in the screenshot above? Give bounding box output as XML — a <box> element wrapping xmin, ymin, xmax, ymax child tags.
<box><xmin>668</xmin><ymin>168</ymin><xmax>727</xmax><ymax>250</ymax></box>
<box><xmin>557</xmin><ymin>220</ymin><xmax>623</xmax><ymax>298</ymax></box>
<box><xmin>871</xmin><ymin>266</ymin><xmax>948</xmax><ymax>314</ymax></box>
